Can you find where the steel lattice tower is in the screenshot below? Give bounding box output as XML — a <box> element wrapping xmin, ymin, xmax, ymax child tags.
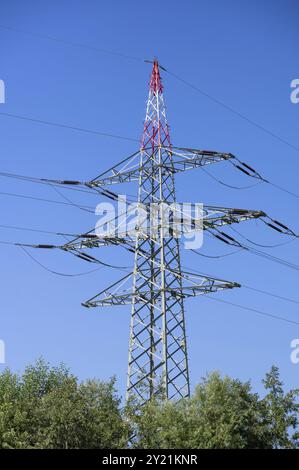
<box><xmin>127</xmin><ymin>60</ymin><xmax>190</xmax><ymax>402</ymax></box>
<box><xmin>29</xmin><ymin>59</ymin><xmax>295</xmax><ymax>405</ymax></box>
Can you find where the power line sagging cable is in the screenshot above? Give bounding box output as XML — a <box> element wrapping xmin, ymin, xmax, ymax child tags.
<box><xmin>186</xmin><ymin>262</ymin><xmax>299</xmax><ymax>307</ymax></box>
<box><xmin>19</xmin><ymin>245</ymin><xmax>104</xmax><ymax>277</ymax></box>
<box><xmin>0</xmin><ymin>24</ymin><xmax>144</xmax><ymax>62</ymax></box>
<box><xmin>0</xmin><ymin>111</ymin><xmax>139</xmax><ymax>142</ymax></box>
<box><xmin>229</xmin><ymin>225</ymin><xmax>298</xmax><ymax>249</ymax></box>
<box><xmin>205</xmin><ymin>294</ymin><xmax>299</xmax><ymax>326</ymax></box>
<box><xmin>200</xmin><ymin>165</ymin><xmax>264</xmax><ymax>190</ymax></box>
<box><xmin>0</xmin><ymin>190</ymin><xmax>95</xmax><ymax>210</ymax></box>
<box><xmin>203</xmin><ymin>226</ymin><xmax>299</xmax><ymax>272</ymax></box>
<box><xmin>164</xmin><ymin>68</ymin><xmax>299</xmax><ymax>154</ymax></box>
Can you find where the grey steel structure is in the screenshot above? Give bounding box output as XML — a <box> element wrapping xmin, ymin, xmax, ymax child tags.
<box><xmin>84</xmin><ymin>60</ymin><xmax>241</xmax><ymax>403</ymax></box>
<box><xmin>124</xmin><ymin>61</ymin><xmax>234</xmax><ymax>402</ymax></box>
<box><xmin>26</xmin><ymin>60</ymin><xmax>295</xmax><ymax>405</ymax></box>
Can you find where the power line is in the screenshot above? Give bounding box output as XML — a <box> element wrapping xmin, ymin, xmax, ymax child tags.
<box><xmin>0</xmin><ymin>171</ymin><xmax>139</xmax><ymax>204</ymax></box>
<box><xmin>242</xmin><ymin>285</ymin><xmax>299</xmax><ymax>306</ymax></box>
<box><xmin>190</xmin><ymin>248</ymin><xmax>243</xmax><ymax>259</ymax></box>
<box><xmin>243</xmin><ymin>244</ymin><xmax>299</xmax><ymax>272</ymax></box>
<box><xmin>164</xmin><ymin>68</ymin><xmax>299</xmax><ymax>154</ymax></box>
<box><xmin>0</xmin><ymin>66</ymin><xmax>297</xmax><ymax>202</ymax></box>
<box><xmin>228</xmin><ymin>157</ymin><xmax>299</xmax><ymax>200</ymax></box>
<box><xmin>200</xmin><ymin>165</ymin><xmax>263</xmax><ymax>190</ymax></box>
<box><xmin>0</xmin><ymin>238</ymin><xmax>131</xmax><ymax>272</ymax></box>
<box><xmin>0</xmin><ymin>172</ymin><xmax>99</xmax><ymax>196</ymax></box>
<box><xmin>182</xmin><ymin>263</ymin><xmax>299</xmax><ymax>307</ymax></box>
<box><xmin>181</xmin><ymin>263</ymin><xmax>299</xmax><ymax>324</ymax></box>
<box><xmin>0</xmin><ymin>224</ymin><xmax>77</xmax><ymax>237</ymax></box>
<box><xmin>0</xmin><ymin>24</ymin><xmax>144</xmax><ymax>62</ymax></box>
<box><xmin>0</xmin><ymin>169</ymin><xmax>138</xmax><ymax>201</ymax></box>
<box><xmin>19</xmin><ymin>245</ymin><xmax>105</xmax><ymax>277</ymax></box>
<box><xmin>4</xmin><ymin>219</ymin><xmax>298</xmax><ymax>278</ymax></box>
<box><xmin>49</xmin><ymin>185</ymin><xmax>94</xmax><ymax>214</ymax></box>
<box><xmin>265</xmin><ymin>180</ymin><xmax>299</xmax><ymax>200</ymax></box>
<box><xmin>0</xmin><ymin>240</ymin><xmax>22</xmax><ymax>246</ymax></box>
<box><xmin>2</xmin><ymin>179</ymin><xmax>298</xmax><ymax>271</ymax></box>
<box><xmin>207</xmin><ymin>228</ymin><xmax>299</xmax><ymax>272</ymax></box>
<box><xmin>0</xmin><ymin>190</ymin><xmax>95</xmax><ymax>210</ymax></box>
<box><xmin>205</xmin><ymin>294</ymin><xmax>299</xmax><ymax>326</ymax></box>
<box><xmin>2</xmin><ymin>21</ymin><xmax>299</xmax><ymax>163</ymax></box>
<box><xmin>0</xmin><ymin>111</ymin><xmax>139</xmax><ymax>142</ymax></box>
<box><xmin>2</xmin><ymin>225</ymin><xmax>298</xmax><ymax>308</ymax></box>
<box><xmin>0</xmin><ymin>170</ymin><xmax>138</xmax><ymax>209</ymax></box>
<box><xmin>2</xmin><ymin>149</ymin><xmax>297</xmax><ymax>210</ymax></box>
<box><xmin>201</xmin><ymin>158</ymin><xmax>299</xmax><ymax>202</ymax></box>
<box><xmin>229</xmin><ymin>225</ymin><xmax>297</xmax><ymax>249</ymax></box>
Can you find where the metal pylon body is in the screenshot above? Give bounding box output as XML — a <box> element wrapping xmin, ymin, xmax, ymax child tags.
<box><xmin>126</xmin><ymin>60</ymin><xmax>190</xmax><ymax>403</ymax></box>
<box><xmin>26</xmin><ymin>60</ymin><xmax>270</xmax><ymax>404</ymax></box>
<box><xmin>20</xmin><ymin>59</ymin><xmax>296</xmax><ymax>409</ymax></box>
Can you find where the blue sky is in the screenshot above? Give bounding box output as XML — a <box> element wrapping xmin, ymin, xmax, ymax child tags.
<box><xmin>0</xmin><ymin>0</ymin><xmax>298</xmax><ymax>399</ymax></box>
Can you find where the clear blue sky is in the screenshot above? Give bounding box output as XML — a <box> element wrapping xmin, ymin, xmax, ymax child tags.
<box><xmin>0</xmin><ymin>0</ymin><xmax>298</xmax><ymax>399</ymax></box>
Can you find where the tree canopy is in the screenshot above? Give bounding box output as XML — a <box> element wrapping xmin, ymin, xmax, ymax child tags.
<box><xmin>0</xmin><ymin>359</ymin><xmax>127</xmax><ymax>449</ymax></box>
<box><xmin>0</xmin><ymin>359</ymin><xmax>297</xmax><ymax>449</ymax></box>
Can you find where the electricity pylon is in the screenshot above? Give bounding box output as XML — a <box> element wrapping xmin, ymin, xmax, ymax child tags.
<box><xmin>124</xmin><ymin>61</ymin><xmax>234</xmax><ymax>402</ymax></box>
<box><xmin>85</xmin><ymin>60</ymin><xmax>241</xmax><ymax>403</ymax></box>
<box><xmin>23</xmin><ymin>59</ymin><xmax>296</xmax><ymax>405</ymax></box>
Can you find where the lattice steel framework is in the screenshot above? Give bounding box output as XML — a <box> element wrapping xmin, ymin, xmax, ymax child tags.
<box><xmin>24</xmin><ymin>60</ymin><xmax>296</xmax><ymax>405</ymax></box>
<box><xmin>126</xmin><ymin>61</ymin><xmax>190</xmax><ymax>402</ymax></box>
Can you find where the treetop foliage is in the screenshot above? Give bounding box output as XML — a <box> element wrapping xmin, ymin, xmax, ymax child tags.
<box><xmin>0</xmin><ymin>359</ymin><xmax>298</xmax><ymax>449</ymax></box>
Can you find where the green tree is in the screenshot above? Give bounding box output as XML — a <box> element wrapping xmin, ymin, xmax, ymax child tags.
<box><xmin>37</xmin><ymin>377</ymin><xmax>128</xmax><ymax>449</ymax></box>
<box><xmin>129</xmin><ymin>369</ymin><xmax>299</xmax><ymax>449</ymax></box>
<box><xmin>0</xmin><ymin>369</ymin><xmax>24</xmax><ymax>448</ymax></box>
<box><xmin>1</xmin><ymin>361</ymin><xmax>298</xmax><ymax>449</ymax></box>
<box><xmin>261</xmin><ymin>365</ymin><xmax>299</xmax><ymax>448</ymax></box>
<box><xmin>0</xmin><ymin>359</ymin><xmax>128</xmax><ymax>449</ymax></box>
<box><xmin>77</xmin><ymin>379</ymin><xmax>129</xmax><ymax>448</ymax></box>
<box><xmin>129</xmin><ymin>372</ymin><xmax>270</xmax><ymax>449</ymax></box>
<box><xmin>186</xmin><ymin>372</ymin><xmax>269</xmax><ymax>448</ymax></box>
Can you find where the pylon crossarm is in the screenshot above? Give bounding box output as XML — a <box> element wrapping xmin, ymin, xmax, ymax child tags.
<box><xmin>13</xmin><ymin>207</ymin><xmax>295</xmax><ymax>264</ymax></box>
<box><xmin>25</xmin><ymin>145</ymin><xmax>232</xmax><ymax>189</ymax></box>
<box><xmin>82</xmin><ymin>268</ymin><xmax>240</xmax><ymax>308</ymax></box>
<box><xmin>82</xmin><ymin>272</ymin><xmax>133</xmax><ymax>308</ymax></box>
<box><xmin>162</xmin><ymin>146</ymin><xmax>233</xmax><ymax>174</ymax></box>
<box><xmin>61</xmin><ymin>235</ymin><xmax>137</xmax><ymax>252</ymax></box>
<box><xmin>55</xmin><ymin>207</ymin><xmax>266</xmax><ymax>253</ymax></box>
<box><xmin>195</xmin><ymin>206</ymin><xmax>266</xmax><ymax>231</ymax></box>
<box><xmin>59</xmin><ymin>211</ymin><xmax>297</xmax><ymax>255</ymax></box>
<box><xmin>84</xmin><ymin>146</ymin><xmax>233</xmax><ymax>188</ymax></box>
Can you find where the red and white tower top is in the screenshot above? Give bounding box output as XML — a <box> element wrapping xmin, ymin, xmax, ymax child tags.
<box><xmin>149</xmin><ymin>59</ymin><xmax>163</xmax><ymax>93</ymax></box>
<box><xmin>141</xmin><ymin>59</ymin><xmax>171</xmax><ymax>150</ymax></box>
